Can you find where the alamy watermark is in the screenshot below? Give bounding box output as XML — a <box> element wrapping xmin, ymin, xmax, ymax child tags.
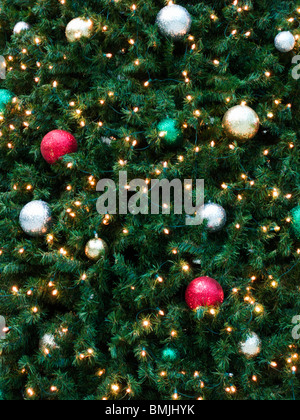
<box><xmin>0</xmin><ymin>316</ymin><xmax>6</xmax><ymax>339</ymax></box>
<box><xmin>292</xmin><ymin>55</ymin><xmax>300</xmax><ymax>80</ymax></box>
<box><xmin>292</xmin><ymin>316</ymin><xmax>300</xmax><ymax>340</ymax></box>
<box><xmin>0</xmin><ymin>56</ymin><xmax>6</xmax><ymax>80</ymax></box>
<box><xmin>96</xmin><ymin>171</ymin><xmax>204</xmax><ymax>225</ymax></box>
<box><xmin>289</xmin><ymin>56</ymin><xmax>300</xmax><ymax>341</ymax></box>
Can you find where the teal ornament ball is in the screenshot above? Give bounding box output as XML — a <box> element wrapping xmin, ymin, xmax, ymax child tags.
<box><xmin>0</xmin><ymin>89</ymin><xmax>14</xmax><ymax>113</ymax></box>
<box><xmin>158</xmin><ymin>118</ymin><xmax>182</xmax><ymax>147</ymax></box>
<box><xmin>291</xmin><ymin>206</ymin><xmax>300</xmax><ymax>239</ymax></box>
<box><xmin>162</xmin><ymin>347</ymin><xmax>178</xmax><ymax>361</ymax></box>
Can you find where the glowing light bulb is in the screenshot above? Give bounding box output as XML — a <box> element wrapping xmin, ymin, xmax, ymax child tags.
<box><xmin>27</xmin><ymin>388</ymin><xmax>34</xmax><ymax>397</ymax></box>
<box><xmin>111</xmin><ymin>384</ymin><xmax>120</xmax><ymax>392</ymax></box>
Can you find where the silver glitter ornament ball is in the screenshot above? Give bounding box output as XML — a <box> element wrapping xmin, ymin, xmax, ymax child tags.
<box><xmin>13</xmin><ymin>21</ymin><xmax>31</xmax><ymax>34</ymax></box>
<box><xmin>240</xmin><ymin>332</ymin><xmax>261</xmax><ymax>358</ymax></box>
<box><xmin>19</xmin><ymin>200</ymin><xmax>52</xmax><ymax>237</ymax></box>
<box><xmin>85</xmin><ymin>237</ymin><xmax>108</xmax><ymax>261</ymax></box>
<box><xmin>65</xmin><ymin>18</ymin><xmax>93</xmax><ymax>42</ymax></box>
<box><xmin>274</xmin><ymin>31</ymin><xmax>295</xmax><ymax>53</ymax></box>
<box><xmin>223</xmin><ymin>105</ymin><xmax>260</xmax><ymax>141</ymax></box>
<box><xmin>156</xmin><ymin>4</ymin><xmax>192</xmax><ymax>39</ymax></box>
<box><xmin>198</xmin><ymin>203</ymin><xmax>227</xmax><ymax>232</ymax></box>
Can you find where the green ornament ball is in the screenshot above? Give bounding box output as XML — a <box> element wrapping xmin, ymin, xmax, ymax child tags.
<box><xmin>162</xmin><ymin>347</ymin><xmax>179</xmax><ymax>361</ymax></box>
<box><xmin>0</xmin><ymin>89</ymin><xmax>14</xmax><ymax>113</ymax></box>
<box><xmin>158</xmin><ymin>118</ymin><xmax>182</xmax><ymax>147</ymax></box>
<box><xmin>291</xmin><ymin>206</ymin><xmax>300</xmax><ymax>239</ymax></box>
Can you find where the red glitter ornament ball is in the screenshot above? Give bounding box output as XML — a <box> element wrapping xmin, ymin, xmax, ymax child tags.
<box><xmin>185</xmin><ymin>276</ymin><xmax>224</xmax><ymax>310</ymax></box>
<box><xmin>41</xmin><ymin>130</ymin><xmax>77</xmax><ymax>164</ymax></box>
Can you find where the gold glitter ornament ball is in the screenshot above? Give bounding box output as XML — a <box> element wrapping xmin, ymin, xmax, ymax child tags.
<box><xmin>65</xmin><ymin>18</ymin><xmax>93</xmax><ymax>42</ymax></box>
<box><xmin>156</xmin><ymin>4</ymin><xmax>192</xmax><ymax>39</ymax></box>
<box><xmin>85</xmin><ymin>237</ymin><xmax>108</xmax><ymax>261</ymax></box>
<box><xmin>223</xmin><ymin>105</ymin><xmax>260</xmax><ymax>140</ymax></box>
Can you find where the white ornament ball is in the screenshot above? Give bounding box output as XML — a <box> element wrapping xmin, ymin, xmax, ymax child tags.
<box><xmin>39</xmin><ymin>334</ymin><xmax>58</xmax><ymax>352</ymax></box>
<box><xmin>198</xmin><ymin>203</ymin><xmax>227</xmax><ymax>232</ymax></box>
<box><xmin>156</xmin><ymin>4</ymin><xmax>192</xmax><ymax>39</ymax></box>
<box><xmin>101</xmin><ymin>137</ymin><xmax>112</xmax><ymax>146</ymax></box>
<box><xmin>274</xmin><ymin>31</ymin><xmax>295</xmax><ymax>53</ymax></box>
<box><xmin>13</xmin><ymin>22</ymin><xmax>31</xmax><ymax>34</ymax></box>
<box><xmin>240</xmin><ymin>332</ymin><xmax>261</xmax><ymax>358</ymax></box>
<box><xmin>19</xmin><ymin>200</ymin><xmax>52</xmax><ymax>237</ymax></box>
<box><xmin>65</xmin><ymin>18</ymin><xmax>93</xmax><ymax>42</ymax></box>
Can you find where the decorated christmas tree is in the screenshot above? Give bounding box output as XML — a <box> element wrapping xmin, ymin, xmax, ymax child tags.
<box><xmin>0</xmin><ymin>0</ymin><xmax>299</xmax><ymax>401</ymax></box>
